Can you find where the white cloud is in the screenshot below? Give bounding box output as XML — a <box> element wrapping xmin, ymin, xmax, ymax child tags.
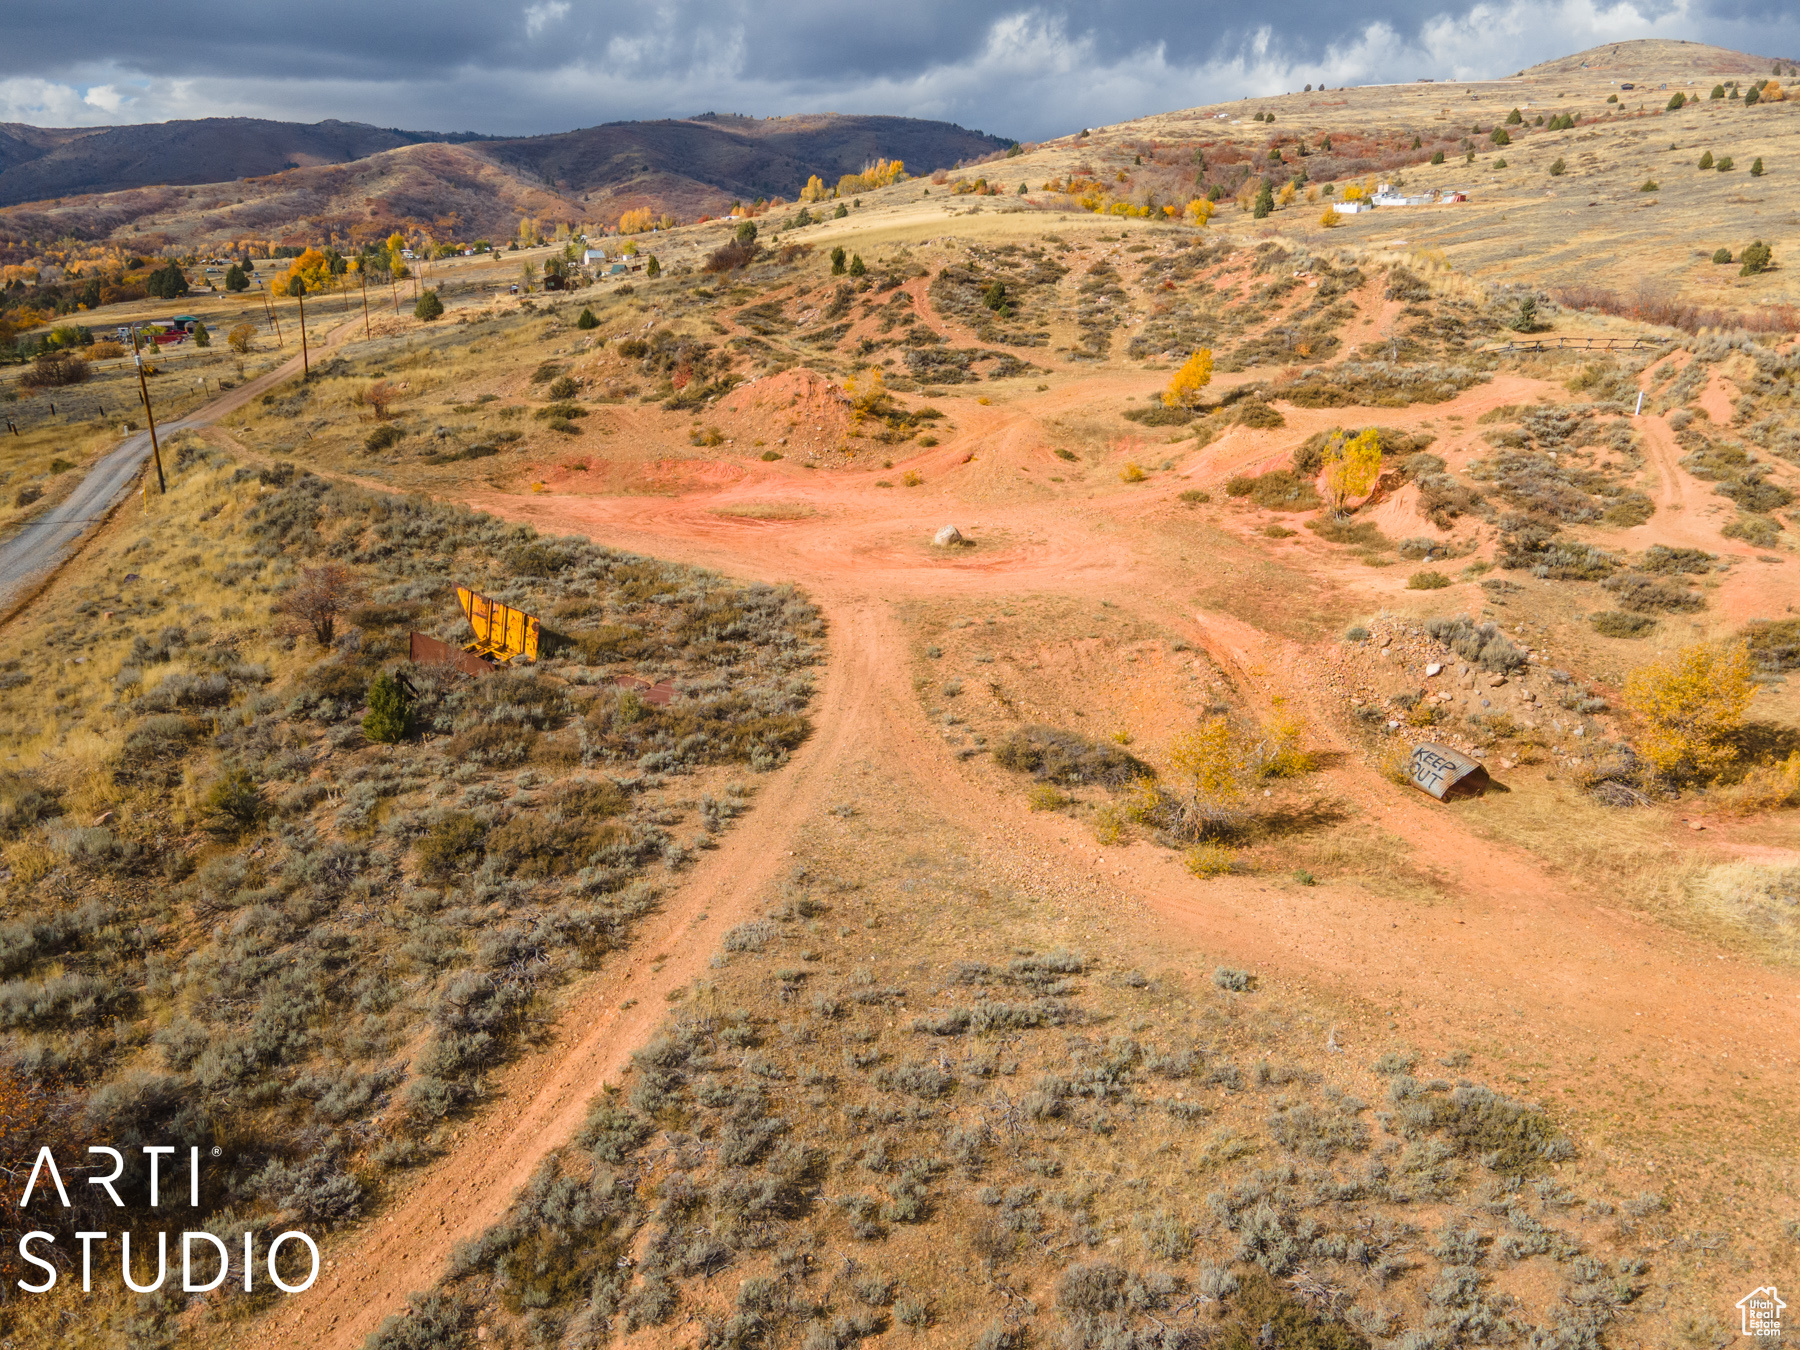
<box><xmin>83</xmin><ymin>83</ymin><xmax>128</xmax><ymax>113</ymax></box>
<box><xmin>0</xmin><ymin>78</ymin><xmax>96</xmax><ymax>125</ymax></box>
<box><xmin>524</xmin><ymin>1</ymin><xmax>570</xmax><ymax>38</ymax></box>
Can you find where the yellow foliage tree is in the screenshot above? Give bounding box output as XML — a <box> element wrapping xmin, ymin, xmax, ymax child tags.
<box><xmin>618</xmin><ymin>208</ymin><xmax>654</xmax><ymax>235</ymax></box>
<box><xmin>1321</xmin><ymin>208</ymin><xmax>1343</xmax><ymax>228</ymax></box>
<box><xmin>800</xmin><ymin>175</ymin><xmax>827</xmax><ymax>203</ymax></box>
<box><xmin>1162</xmin><ymin>349</ymin><xmax>1214</xmax><ymax>410</ymax></box>
<box><xmin>832</xmin><ymin>159</ymin><xmax>906</xmax><ymax>197</ymax></box>
<box><xmin>1622</xmin><ymin>642</ymin><xmax>1755</xmax><ymax>780</ymax></box>
<box><xmin>1321</xmin><ymin>427</ymin><xmax>1382</xmax><ymax>515</ymax></box>
<box><xmin>1166</xmin><ymin>716</ymin><xmax>1247</xmax><ymax>838</ymax></box>
<box><xmin>1255</xmin><ymin>700</ymin><xmax>1313</xmax><ymax>778</ymax></box>
<box><xmin>1277</xmin><ymin>182</ymin><xmax>1297</xmax><ymax>207</ymax></box>
<box><xmin>845</xmin><ymin>367</ymin><xmax>887</xmax><ymax>415</ymax></box>
<box><xmin>272</xmin><ymin>247</ymin><xmax>332</xmax><ymax>297</ymax></box>
<box><xmin>1185</xmin><ymin>198</ymin><xmax>1215</xmax><ymax>226</ymax></box>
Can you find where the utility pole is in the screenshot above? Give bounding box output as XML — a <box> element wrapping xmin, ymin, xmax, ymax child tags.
<box><xmin>359</xmin><ymin>268</ymin><xmax>371</xmax><ymax>341</ymax></box>
<box><xmin>294</xmin><ymin>279</ymin><xmax>310</xmax><ymax>375</ymax></box>
<box><xmin>128</xmin><ymin>325</ymin><xmax>167</xmax><ymax>494</ymax></box>
<box><xmin>261</xmin><ymin>281</ymin><xmax>283</xmax><ymax>346</ymax></box>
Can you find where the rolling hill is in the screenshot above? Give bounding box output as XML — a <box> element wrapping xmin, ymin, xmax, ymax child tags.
<box><xmin>0</xmin><ymin>117</ymin><xmax>486</xmax><ymax>208</ymax></box>
<box><xmin>0</xmin><ymin>113</ymin><xmax>1012</xmax><ymax>258</ymax></box>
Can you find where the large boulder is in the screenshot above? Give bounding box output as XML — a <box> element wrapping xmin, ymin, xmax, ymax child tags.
<box><xmin>933</xmin><ymin>525</ymin><xmax>965</xmax><ymax>547</ymax></box>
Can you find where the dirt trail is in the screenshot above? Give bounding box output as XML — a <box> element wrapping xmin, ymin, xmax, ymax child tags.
<box><xmin>265</xmin><ymin>600</ymin><xmax>882</xmax><ymax>1350</ymax></box>
<box><xmin>251</xmin><ymin>367</ymin><xmax>1800</xmax><ymax>1347</ymax></box>
<box><xmin>469</xmin><ymin>476</ymin><xmax>1800</xmax><ymax>1058</ymax></box>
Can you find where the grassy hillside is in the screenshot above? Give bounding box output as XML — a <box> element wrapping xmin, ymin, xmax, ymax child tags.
<box><xmin>0</xmin><ymin>442</ymin><xmax>821</xmax><ymax>1343</ymax></box>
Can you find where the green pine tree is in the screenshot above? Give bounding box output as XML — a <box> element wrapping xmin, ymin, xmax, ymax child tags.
<box><xmin>363</xmin><ymin>671</ymin><xmax>413</xmax><ymax>743</ymax></box>
<box><xmin>414</xmin><ymin>289</ymin><xmax>444</xmax><ymax>321</ymax></box>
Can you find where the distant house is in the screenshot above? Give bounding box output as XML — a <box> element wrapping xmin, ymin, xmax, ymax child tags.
<box><xmin>1372</xmin><ymin>184</ymin><xmax>1437</xmax><ymax>206</ymax></box>
<box><xmin>1332</xmin><ymin>200</ymin><xmax>1375</xmax><ymax>214</ymax></box>
<box><xmin>583</xmin><ymin>249</ymin><xmax>608</xmax><ymax>265</ymax></box>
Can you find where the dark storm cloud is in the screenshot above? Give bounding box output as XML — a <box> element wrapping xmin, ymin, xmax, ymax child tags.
<box><xmin>1</xmin><ymin>0</ymin><xmax>1793</xmax><ymax>138</ymax></box>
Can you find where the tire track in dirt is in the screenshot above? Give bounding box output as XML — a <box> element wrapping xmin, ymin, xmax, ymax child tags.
<box><xmin>259</xmin><ymin>600</ymin><xmax>883</xmax><ymax>1350</ymax></box>
<box><xmin>465</xmin><ymin>477</ymin><xmax>1799</xmax><ymax>1099</ymax></box>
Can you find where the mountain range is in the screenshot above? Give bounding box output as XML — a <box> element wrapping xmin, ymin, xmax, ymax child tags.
<box><xmin>0</xmin><ymin>113</ymin><xmax>1013</xmax><ymax>255</ymax></box>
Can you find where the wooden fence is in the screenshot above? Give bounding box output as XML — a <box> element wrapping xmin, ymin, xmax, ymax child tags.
<box><xmin>1483</xmin><ymin>335</ymin><xmax>1671</xmax><ymax>354</ymax></box>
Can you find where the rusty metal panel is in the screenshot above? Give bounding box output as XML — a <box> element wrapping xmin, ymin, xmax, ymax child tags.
<box><xmin>1408</xmin><ymin>742</ymin><xmax>1491</xmax><ymax>800</ymax></box>
<box><xmin>611</xmin><ymin>675</ymin><xmax>675</xmax><ymax>706</ymax></box>
<box><xmin>410</xmin><ymin>631</ymin><xmax>494</xmax><ymax>677</ymax></box>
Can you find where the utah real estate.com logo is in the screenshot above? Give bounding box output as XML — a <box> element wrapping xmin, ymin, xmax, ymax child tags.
<box><xmin>1738</xmin><ymin>1286</ymin><xmax>1784</xmax><ymax>1338</ymax></box>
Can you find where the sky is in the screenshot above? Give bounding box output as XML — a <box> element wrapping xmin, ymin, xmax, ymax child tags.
<box><xmin>2</xmin><ymin>0</ymin><xmax>1795</xmax><ymax>142</ymax></box>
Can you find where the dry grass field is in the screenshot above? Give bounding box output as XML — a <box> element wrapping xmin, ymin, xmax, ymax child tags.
<box><xmin>1</xmin><ymin>37</ymin><xmax>1798</xmax><ymax>1350</ymax></box>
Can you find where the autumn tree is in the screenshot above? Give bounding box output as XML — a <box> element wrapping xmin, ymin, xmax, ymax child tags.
<box><xmin>270</xmin><ymin>247</ymin><xmax>331</xmax><ymax>297</ymax></box>
<box><xmin>361</xmin><ymin>380</ymin><xmax>397</xmax><ymax>417</ymax></box>
<box><xmin>1165</xmin><ymin>716</ymin><xmax>1248</xmax><ymax>838</ymax></box>
<box><xmin>845</xmin><ymin>367</ymin><xmax>888</xmax><ymax>415</ymax></box>
<box><xmin>1321</xmin><ymin>428</ymin><xmax>1382</xmax><ymax>516</ymax></box>
<box><xmin>1622</xmin><ymin>642</ymin><xmax>1754</xmax><ymax>780</ymax></box>
<box><xmin>618</xmin><ymin>208</ymin><xmax>654</xmax><ymax>235</ymax></box>
<box><xmin>275</xmin><ymin>564</ymin><xmax>364</xmax><ymax>646</ymax></box>
<box><xmin>1162</xmin><ymin>349</ymin><xmax>1214</xmax><ymax>410</ymax></box>
<box><xmin>227</xmin><ymin>322</ymin><xmax>256</xmax><ymax>353</ymax></box>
